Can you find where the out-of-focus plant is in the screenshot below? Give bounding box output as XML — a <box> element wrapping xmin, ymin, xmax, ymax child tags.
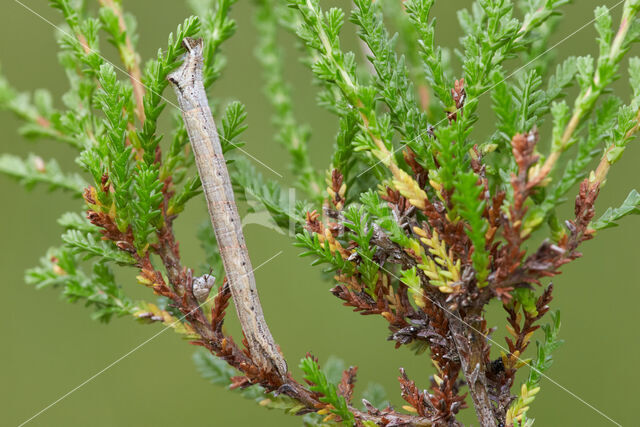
<box><xmin>2</xmin><ymin>0</ymin><xmax>640</xmax><ymax>425</ymax></box>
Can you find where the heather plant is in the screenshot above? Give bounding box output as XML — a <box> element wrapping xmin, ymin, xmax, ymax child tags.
<box><xmin>1</xmin><ymin>0</ymin><xmax>640</xmax><ymax>426</ymax></box>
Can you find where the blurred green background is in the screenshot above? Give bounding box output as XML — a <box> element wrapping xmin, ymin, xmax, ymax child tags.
<box><xmin>1</xmin><ymin>1</ymin><xmax>638</xmax><ymax>426</ymax></box>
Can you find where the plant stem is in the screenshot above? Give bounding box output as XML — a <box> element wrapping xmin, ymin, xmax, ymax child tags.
<box><xmin>591</xmin><ymin>108</ymin><xmax>640</xmax><ymax>189</ymax></box>
<box><xmin>99</xmin><ymin>0</ymin><xmax>146</xmax><ymax>123</ymax></box>
<box><xmin>168</xmin><ymin>37</ymin><xmax>287</xmax><ymax>378</ymax></box>
<box><xmin>535</xmin><ymin>3</ymin><xmax>636</xmax><ymax>184</ymax></box>
<box><xmin>449</xmin><ymin>312</ymin><xmax>497</xmax><ymax>427</ymax></box>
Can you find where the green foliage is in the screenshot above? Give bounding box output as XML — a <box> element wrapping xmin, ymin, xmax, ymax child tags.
<box><xmin>219</xmin><ymin>101</ymin><xmax>248</xmax><ymax>153</ymax></box>
<box><xmin>98</xmin><ymin>1</ymin><xmax>139</xmax><ymax>71</ymax></box>
<box><xmin>255</xmin><ymin>0</ymin><xmax>322</xmax><ymax>200</ymax></box>
<box><xmin>191</xmin><ymin>0</ymin><xmax>238</xmax><ymax>88</ymax></box>
<box><xmin>300</xmin><ymin>356</ymin><xmax>355</xmax><ymax>424</ymax></box>
<box><xmin>331</xmin><ymin>112</ymin><xmax>360</xmax><ymax>184</ymax></box>
<box><xmin>296</xmin><ymin>230</ymin><xmax>355</xmax><ymax>276</ymax></box>
<box><xmin>344</xmin><ymin>206</ymin><xmax>379</xmax><ymax>290</ymax></box>
<box><xmin>3</xmin><ymin>0</ymin><xmax>640</xmax><ymax>425</ymax></box>
<box><xmin>453</xmin><ymin>173</ymin><xmax>489</xmax><ymax>286</ymax></box>
<box><xmin>0</xmin><ymin>153</ymin><xmax>86</xmax><ymax>194</ymax></box>
<box><xmin>62</xmin><ymin>229</ymin><xmax>136</xmax><ymax>265</ymax></box>
<box><xmin>351</xmin><ymin>0</ymin><xmax>431</xmax><ymax>165</ymax></box>
<box><xmin>510</xmin><ymin>311</ymin><xmax>563</xmax><ymax>426</ymax></box>
<box><xmin>139</xmin><ymin>16</ymin><xmax>200</xmax><ymax>164</ymax></box>
<box><xmin>360</xmin><ymin>190</ymin><xmax>411</xmax><ymax>247</ymax></box>
<box><xmin>512</xmin><ymin>288</ymin><xmax>538</xmax><ymax>316</ymax></box>
<box><xmin>131</xmin><ymin>164</ymin><xmax>163</xmax><ymax>251</ymax></box>
<box><xmin>538</xmin><ymin>97</ymin><xmax>620</xmax><ymax>221</ymax></box>
<box><xmin>378</xmin><ymin>0</ymin><xmax>430</xmax><ymax>111</ymax></box>
<box><xmin>26</xmin><ymin>246</ymin><xmax>134</xmax><ymax>322</ymax></box>
<box><xmin>404</xmin><ymin>0</ymin><xmax>452</xmax><ymax>108</ymax></box>
<box><xmin>529</xmin><ymin>311</ymin><xmax>564</xmax><ymax>385</ymax></box>
<box><xmin>0</xmin><ymin>1</ymin><xmax>237</xmax><ymax>319</ymax></box>
<box><xmin>94</xmin><ymin>63</ymin><xmax>136</xmax><ymax>228</ymax></box>
<box><xmin>232</xmin><ymin>156</ymin><xmax>307</xmax><ymax>231</ymax></box>
<box><xmin>0</xmin><ymin>68</ymin><xmax>82</xmax><ymax>148</ymax></box>
<box><xmin>593</xmin><ymin>189</ymin><xmax>640</xmax><ymax>230</ymax></box>
<box><xmin>58</xmin><ymin>211</ymin><xmax>97</xmax><ymax>233</ymax></box>
<box><xmin>290</xmin><ymin>0</ymin><xmax>358</xmax><ymax>99</ymax></box>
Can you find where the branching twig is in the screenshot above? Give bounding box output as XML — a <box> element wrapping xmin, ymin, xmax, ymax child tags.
<box><xmin>448</xmin><ymin>312</ymin><xmax>496</xmax><ymax>427</ymax></box>
<box><xmin>99</xmin><ymin>0</ymin><xmax>146</xmax><ymax>123</ymax></box>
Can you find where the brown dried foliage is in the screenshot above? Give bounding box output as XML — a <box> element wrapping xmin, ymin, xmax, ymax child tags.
<box><xmin>493</xmin><ymin>130</ymin><xmax>540</xmax><ymax>287</ymax></box>
<box><xmin>399</xmin><ymin>368</ymin><xmax>436</xmax><ymax>417</ymax></box>
<box><xmin>448</xmin><ymin>78</ymin><xmax>466</xmax><ymax>123</ymax></box>
<box><xmin>338</xmin><ymin>366</ymin><xmax>358</xmax><ymax>404</ymax></box>
<box><xmin>503</xmin><ymin>286</ymin><xmax>553</xmax><ymax>376</ymax></box>
<box><xmin>295</xmin><ymin>119</ymin><xmax>602</xmax><ymax>425</ymax></box>
<box><xmin>329</xmin><ymin>168</ymin><xmax>345</xmax><ymax>210</ymax></box>
<box><xmin>331</xmin><ymin>273</ymin><xmax>412</xmax><ymax>334</ymax></box>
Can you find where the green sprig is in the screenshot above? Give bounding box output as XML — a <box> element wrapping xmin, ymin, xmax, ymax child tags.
<box><xmin>299</xmin><ymin>356</ymin><xmax>355</xmax><ymax>424</ymax></box>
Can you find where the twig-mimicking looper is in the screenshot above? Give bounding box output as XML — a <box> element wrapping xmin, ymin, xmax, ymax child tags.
<box><xmin>168</xmin><ymin>38</ymin><xmax>287</xmax><ymax>377</ymax></box>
